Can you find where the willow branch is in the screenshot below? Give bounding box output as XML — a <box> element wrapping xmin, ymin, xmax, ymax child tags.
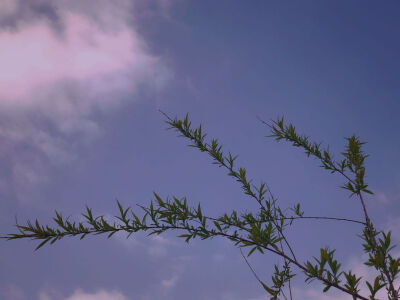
<box><xmin>7</xmin><ymin>220</ymin><xmax>369</xmax><ymax>300</ymax></box>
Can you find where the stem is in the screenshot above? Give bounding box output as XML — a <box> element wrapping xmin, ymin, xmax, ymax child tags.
<box><xmin>268</xmin><ymin>187</ymin><xmax>295</xmax><ymax>299</ymax></box>
<box><xmin>287</xmin><ymin>216</ymin><xmax>365</xmax><ymax>225</ymax></box>
<box><xmin>323</xmin><ymin>156</ymin><xmax>398</xmax><ymax>298</ymax></box>
<box><xmin>239</xmin><ymin>248</ymin><xmax>264</xmax><ymax>285</ymax></box>
<box><xmin>317</xmin><ymin>159</ymin><xmax>398</xmax><ymax>298</ymax></box>
<box><xmin>358</xmin><ymin>193</ymin><xmax>398</xmax><ymax>299</ymax></box>
<box><xmin>204</xmin><ymin>215</ymin><xmax>365</xmax><ymax>226</ymax></box>
<box><xmin>261</xmin><ymin>117</ymin><xmax>399</xmax><ymax>299</ymax></box>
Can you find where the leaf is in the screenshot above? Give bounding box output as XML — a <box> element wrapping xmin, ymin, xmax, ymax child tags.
<box><xmin>153</xmin><ymin>192</ymin><xmax>164</xmax><ymax>207</ymax></box>
<box><xmin>247</xmin><ymin>246</ymin><xmax>257</xmax><ymax>257</ymax></box>
<box><xmin>323</xmin><ymin>285</ymin><xmax>331</xmax><ymax>292</ymax></box>
<box><xmin>178</xmin><ymin>234</ymin><xmax>192</xmax><ymax>243</ymax></box>
<box><xmin>213</xmin><ymin>221</ymin><xmax>222</xmax><ymax>232</ymax></box>
<box><xmin>35</xmin><ymin>237</ymin><xmax>51</xmax><ymax>251</ymax></box>
<box><xmin>261</xmin><ymin>281</ymin><xmax>277</xmax><ymax>296</ymax></box>
<box><xmin>363</xmin><ymin>188</ymin><xmax>373</xmax><ymax>195</ymax></box>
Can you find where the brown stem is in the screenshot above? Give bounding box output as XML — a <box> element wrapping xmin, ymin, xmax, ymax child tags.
<box><xmin>203</xmin><ymin>215</ymin><xmax>365</xmax><ymax>226</ymax></box>
<box><xmin>268</xmin><ymin>187</ymin><xmax>295</xmax><ymax>299</ymax></box>
<box><xmin>239</xmin><ymin>248</ymin><xmax>264</xmax><ymax>285</ymax></box>
<box><xmin>358</xmin><ymin>193</ymin><xmax>398</xmax><ymax>299</ymax></box>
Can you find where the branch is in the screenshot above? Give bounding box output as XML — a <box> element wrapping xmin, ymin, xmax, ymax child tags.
<box><xmin>262</xmin><ymin>116</ymin><xmax>399</xmax><ymax>299</ymax></box>
<box><xmin>5</xmin><ymin>200</ymin><xmax>370</xmax><ymax>300</ymax></box>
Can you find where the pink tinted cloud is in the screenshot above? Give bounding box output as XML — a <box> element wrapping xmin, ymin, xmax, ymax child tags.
<box><xmin>2</xmin><ymin>284</ymin><xmax>26</xmax><ymax>300</ymax></box>
<box><xmin>39</xmin><ymin>288</ymin><xmax>127</xmax><ymax>300</ymax></box>
<box><xmin>0</xmin><ymin>2</ymin><xmax>169</xmax><ymax>202</ymax></box>
<box><xmin>0</xmin><ymin>12</ymin><xmax>152</xmax><ymax>106</ymax></box>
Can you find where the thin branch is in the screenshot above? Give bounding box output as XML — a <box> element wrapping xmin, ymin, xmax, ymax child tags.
<box><xmin>267</xmin><ymin>187</ymin><xmax>295</xmax><ymax>299</ymax></box>
<box><xmin>288</xmin><ymin>277</ymin><xmax>293</xmax><ymax>300</ymax></box>
<box><xmin>7</xmin><ymin>218</ymin><xmax>370</xmax><ymax>300</ymax></box>
<box><xmin>267</xmin><ymin>187</ymin><xmax>297</xmax><ymax>261</ymax></box>
<box><xmin>205</xmin><ymin>215</ymin><xmax>366</xmax><ymax>226</ymax></box>
<box><xmin>285</xmin><ymin>216</ymin><xmax>366</xmax><ymax>225</ymax></box>
<box><xmin>359</xmin><ymin>192</ymin><xmax>398</xmax><ymax>299</ymax></box>
<box><xmin>239</xmin><ymin>248</ymin><xmax>264</xmax><ymax>285</ymax></box>
<box><xmin>259</xmin><ymin>116</ymin><xmax>398</xmax><ymax>299</ymax></box>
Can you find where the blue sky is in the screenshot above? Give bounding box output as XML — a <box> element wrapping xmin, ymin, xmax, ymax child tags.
<box><xmin>0</xmin><ymin>1</ymin><xmax>400</xmax><ymax>299</ymax></box>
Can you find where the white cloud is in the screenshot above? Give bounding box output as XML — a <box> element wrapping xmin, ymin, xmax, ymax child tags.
<box><xmin>292</xmin><ymin>287</ymin><xmax>344</xmax><ymax>300</ymax></box>
<box><xmin>114</xmin><ymin>228</ymin><xmax>189</xmax><ymax>291</ymax></box>
<box><xmin>366</xmin><ymin>189</ymin><xmax>400</xmax><ymax>205</ymax></box>
<box><xmin>115</xmin><ymin>230</ymin><xmax>177</xmax><ymax>258</ymax></box>
<box><xmin>148</xmin><ymin>235</ymin><xmax>177</xmax><ymax>257</ymax></box>
<box><xmin>374</xmin><ymin>191</ymin><xmax>391</xmax><ymax>204</ymax></box>
<box><xmin>160</xmin><ymin>256</ymin><xmax>190</xmax><ymax>290</ymax></box>
<box><xmin>1</xmin><ymin>14</ymin><xmax>125</xmax><ymax>101</ymax></box>
<box><xmin>0</xmin><ymin>0</ymin><xmax>170</xmax><ymax>202</ymax></box>
<box><xmin>0</xmin><ymin>0</ymin><xmax>165</xmax><ymax>110</ymax></box>
<box><xmin>385</xmin><ymin>216</ymin><xmax>400</xmax><ymax>243</ymax></box>
<box><xmin>219</xmin><ymin>292</ymin><xmax>266</xmax><ymax>300</ymax></box>
<box><xmin>39</xmin><ymin>288</ymin><xmax>128</xmax><ymax>300</ymax></box>
<box><xmin>161</xmin><ymin>275</ymin><xmax>179</xmax><ymax>288</ymax></box>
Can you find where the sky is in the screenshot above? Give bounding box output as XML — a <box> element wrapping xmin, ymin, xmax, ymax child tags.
<box><xmin>0</xmin><ymin>1</ymin><xmax>400</xmax><ymax>299</ymax></box>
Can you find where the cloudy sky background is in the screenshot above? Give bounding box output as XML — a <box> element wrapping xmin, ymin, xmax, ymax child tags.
<box><xmin>1</xmin><ymin>1</ymin><xmax>400</xmax><ymax>299</ymax></box>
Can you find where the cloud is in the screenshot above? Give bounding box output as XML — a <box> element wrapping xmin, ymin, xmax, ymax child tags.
<box><xmin>159</xmin><ymin>256</ymin><xmax>190</xmax><ymax>290</ymax></box>
<box><xmin>0</xmin><ymin>10</ymin><xmax>164</xmax><ymax>106</ymax></box>
<box><xmin>39</xmin><ymin>288</ymin><xmax>128</xmax><ymax>300</ymax></box>
<box><xmin>370</xmin><ymin>190</ymin><xmax>400</xmax><ymax>205</ymax></box>
<box><xmin>114</xmin><ymin>226</ymin><xmax>177</xmax><ymax>258</ymax></box>
<box><xmin>114</xmin><ymin>227</ymin><xmax>189</xmax><ymax>291</ymax></box>
<box><xmin>365</xmin><ymin>188</ymin><xmax>400</xmax><ymax>205</ymax></box>
<box><xmin>0</xmin><ymin>0</ymin><xmax>161</xmax><ymax>106</ymax></box>
<box><xmin>161</xmin><ymin>275</ymin><xmax>179</xmax><ymax>288</ymax></box>
<box><xmin>2</xmin><ymin>284</ymin><xmax>26</xmax><ymax>300</ymax></box>
<box><xmin>374</xmin><ymin>191</ymin><xmax>391</xmax><ymax>204</ymax></box>
<box><xmin>0</xmin><ymin>0</ymin><xmax>169</xmax><ymax>202</ymax></box>
<box><xmin>34</xmin><ymin>254</ymin><xmax>189</xmax><ymax>300</ymax></box>
<box><xmin>384</xmin><ymin>217</ymin><xmax>400</xmax><ymax>243</ymax></box>
<box><xmin>212</xmin><ymin>253</ymin><xmax>225</xmax><ymax>262</ymax></box>
<box><xmin>147</xmin><ymin>235</ymin><xmax>177</xmax><ymax>257</ymax></box>
<box><xmin>292</xmin><ymin>287</ymin><xmax>343</xmax><ymax>300</ymax></box>
<box><xmin>0</xmin><ymin>0</ymin><xmax>18</xmax><ymax>18</ymax></box>
<box><xmin>219</xmin><ymin>292</ymin><xmax>266</xmax><ymax>300</ymax></box>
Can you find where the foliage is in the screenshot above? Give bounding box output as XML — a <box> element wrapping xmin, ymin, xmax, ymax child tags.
<box><xmin>5</xmin><ymin>113</ymin><xmax>400</xmax><ymax>299</ymax></box>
